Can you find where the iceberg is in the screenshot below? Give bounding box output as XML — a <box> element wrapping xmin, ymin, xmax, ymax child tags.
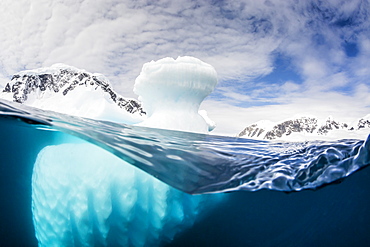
<box><xmin>32</xmin><ymin>140</ymin><xmax>219</xmax><ymax>246</ymax></box>
<box><xmin>1</xmin><ymin>87</ymin><xmax>370</xmax><ymax>247</ymax></box>
<box><xmin>31</xmin><ymin>57</ymin><xmax>222</xmax><ymax>246</ymax></box>
<box><xmin>134</xmin><ymin>56</ymin><xmax>218</xmax><ymax>133</ymax></box>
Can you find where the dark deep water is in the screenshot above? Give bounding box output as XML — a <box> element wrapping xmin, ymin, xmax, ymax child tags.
<box><xmin>168</xmin><ymin>165</ymin><xmax>370</xmax><ymax>246</ymax></box>
<box><xmin>0</xmin><ymin>99</ymin><xmax>370</xmax><ymax>246</ymax></box>
<box><xmin>0</xmin><ymin>118</ymin><xmax>56</xmax><ymax>246</ymax></box>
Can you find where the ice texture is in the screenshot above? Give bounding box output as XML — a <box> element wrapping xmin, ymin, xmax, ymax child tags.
<box><xmin>32</xmin><ymin>141</ymin><xmax>218</xmax><ymax>246</ymax></box>
<box><xmin>199</xmin><ymin>109</ymin><xmax>216</xmax><ymax>132</ymax></box>
<box><xmin>134</xmin><ymin>56</ymin><xmax>218</xmax><ymax>133</ymax></box>
<box><xmin>31</xmin><ymin>57</ymin><xmax>221</xmax><ymax>246</ymax></box>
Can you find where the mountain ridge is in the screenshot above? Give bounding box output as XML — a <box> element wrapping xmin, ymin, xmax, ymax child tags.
<box><xmin>1</xmin><ymin>64</ymin><xmax>145</xmax><ymax>116</ymax></box>
<box><xmin>238</xmin><ymin>115</ymin><xmax>370</xmax><ymax>140</ymax></box>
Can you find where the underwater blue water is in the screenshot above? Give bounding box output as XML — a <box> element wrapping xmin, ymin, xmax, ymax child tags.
<box><xmin>1</xmin><ymin>99</ymin><xmax>370</xmax><ymax>246</ymax></box>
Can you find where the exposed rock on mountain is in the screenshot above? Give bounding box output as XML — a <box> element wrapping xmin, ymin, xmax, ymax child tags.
<box><xmin>1</xmin><ymin>64</ymin><xmax>145</xmax><ymax>116</ymax></box>
<box><xmin>355</xmin><ymin>117</ymin><xmax>370</xmax><ymax>130</ymax></box>
<box><xmin>264</xmin><ymin>117</ymin><xmax>318</xmax><ymax>140</ymax></box>
<box><xmin>238</xmin><ymin>115</ymin><xmax>369</xmax><ymax>140</ymax></box>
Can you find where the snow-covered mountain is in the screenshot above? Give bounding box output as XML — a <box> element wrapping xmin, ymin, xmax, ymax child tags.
<box><xmin>0</xmin><ymin>64</ymin><xmax>145</xmax><ymax>123</ymax></box>
<box><xmin>350</xmin><ymin>117</ymin><xmax>370</xmax><ymax>131</ymax></box>
<box><xmin>238</xmin><ymin>115</ymin><xmax>370</xmax><ymax>140</ymax></box>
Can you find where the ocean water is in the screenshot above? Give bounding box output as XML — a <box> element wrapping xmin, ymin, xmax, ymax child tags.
<box><xmin>1</xmin><ymin>99</ymin><xmax>370</xmax><ymax>246</ymax></box>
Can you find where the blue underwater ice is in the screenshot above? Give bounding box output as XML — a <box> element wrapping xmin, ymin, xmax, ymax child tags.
<box><xmin>1</xmin><ymin>99</ymin><xmax>370</xmax><ymax>246</ymax></box>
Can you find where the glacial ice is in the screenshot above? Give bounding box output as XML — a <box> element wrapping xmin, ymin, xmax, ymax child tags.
<box><xmin>134</xmin><ymin>56</ymin><xmax>218</xmax><ymax>133</ymax></box>
<box><xmin>31</xmin><ymin>57</ymin><xmax>221</xmax><ymax>246</ymax></box>
<box><xmin>32</xmin><ymin>139</ymin><xmax>219</xmax><ymax>246</ymax></box>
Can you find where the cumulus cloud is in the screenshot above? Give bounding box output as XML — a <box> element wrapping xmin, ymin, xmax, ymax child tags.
<box><xmin>0</xmin><ymin>0</ymin><xmax>283</xmax><ymax>95</ymax></box>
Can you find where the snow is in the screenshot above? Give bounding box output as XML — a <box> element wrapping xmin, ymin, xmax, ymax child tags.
<box><xmin>239</xmin><ymin>114</ymin><xmax>369</xmax><ymax>142</ymax></box>
<box><xmin>0</xmin><ymin>63</ymin><xmax>144</xmax><ymax>124</ymax></box>
<box><xmin>134</xmin><ymin>56</ymin><xmax>218</xmax><ymax>133</ymax></box>
<box><xmin>252</xmin><ymin>119</ymin><xmax>276</xmax><ymax>130</ymax></box>
<box><xmin>30</xmin><ymin>85</ymin><xmax>143</xmax><ymax>123</ymax></box>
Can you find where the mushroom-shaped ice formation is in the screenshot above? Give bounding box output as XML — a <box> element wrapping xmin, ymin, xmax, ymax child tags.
<box><xmin>134</xmin><ymin>56</ymin><xmax>218</xmax><ymax>133</ymax></box>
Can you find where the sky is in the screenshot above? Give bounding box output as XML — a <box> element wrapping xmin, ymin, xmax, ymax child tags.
<box><xmin>0</xmin><ymin>0</ymin><xmax>369</xmax><ymax>136</ymax></box>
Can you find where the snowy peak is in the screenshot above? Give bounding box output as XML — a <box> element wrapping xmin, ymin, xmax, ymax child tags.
<box><xmin>317</xmin><ymin>116</ymin><xmax>348</xmax><ymax>135</ymax></box>
<box><xmin>237</xmin><ymin>120</ymin><xmax>274</xmax><ymax>139</ymax></box>
<box><xmin>238</xmin><ymin>116</ymin><xmax>369</xmax><ymax>140</ymax></box>
<box><xmin>1</xmin><ymin>64</ymin><xmax>145</xmax><ymax>116</ymax></box>
<box><xmin>352</xmin><ymin>115</ymin><xmax>370</xmax><ymax>130</ymax></box>
<box><xmin>264</xmin><ymin>117</ymin><xmax>318</xmax><ymax>140</ymax></box>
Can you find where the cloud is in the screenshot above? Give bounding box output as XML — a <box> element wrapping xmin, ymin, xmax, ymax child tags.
<box><xmin>0</xmin><ymin>0</ymin><xmax>284</xmax><ymax>96</ymax></box>
<box><xmin>0</xmin><ymin>0</ymin><xmax>368</xmax><ymax>85</ymax></box>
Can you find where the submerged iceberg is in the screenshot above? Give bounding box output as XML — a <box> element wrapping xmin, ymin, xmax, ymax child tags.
<box><xmin>31</xmin><ymin>57</ymin><xmax>222</xmax><ymax>246</ymax></box>
<box><xmin>32</xmin><ymin>140</ymin><xmax>219</xmax><ymax>246</ymax></box>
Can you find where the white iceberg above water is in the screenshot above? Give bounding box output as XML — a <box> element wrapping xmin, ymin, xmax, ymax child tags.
<box><xmin>134</xmin><ymin>56</ymin><xmax>218</xmax><ymax>133</ymax></box>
